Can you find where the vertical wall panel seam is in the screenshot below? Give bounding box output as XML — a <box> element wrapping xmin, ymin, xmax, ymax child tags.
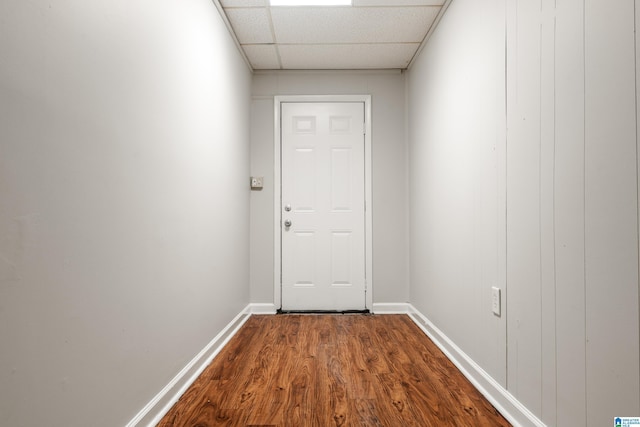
<box><xmin>551</xmin><ymin>3</ymin><xmax>558</xmax><ymax>425</ymax></box>
<box><xmin>404</xmin><ymin>70</ymin><xmax>411</xmax><ymax>304</ymax></box>
<box><xmin>582</xmin><ymin>1</ymin><xmax>588</xmax><ymax>423</ymax></box>
<box><xmin>634</xmin><ymin>0</ymin><xmax>640</xmax><ymax>411</ymax></box>
<box><xmin>551</xmin><ymin>0</ymin><xmax>558</xmax><ymax>425</ymax></box>
<box><xmin>504</xmin><ymin>0</ymin><xmax>513</xmax><ymax>393</ymax></box>
<box><xmin>502</xmin><ymin>0</ymin><xmax>509</xmax><ymax>389</ymax></box>
<box><xmin>504</xmin><ymin>0</ymin><xmax>509</xmax><ymax>393</ymax></box>
<box><xmin>502</xmin><ymin>0</ymin><xmax>509</xmax><ymax>390</ymax></box>
<box><xmin>538</xmin><ymin>5</ymin><xmax>544</xmax><ymax>412</ymax></box>
<box><xmin>538</xmin><ymin>0</ymin><xmax>558</xmax><ymax>416</ymax></box>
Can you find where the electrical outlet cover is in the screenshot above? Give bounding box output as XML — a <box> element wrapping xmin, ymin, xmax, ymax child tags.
<box><xmin>491</xmin><ymin>287</ymin><xmax>501</xmax><ymax>317</ymax></box>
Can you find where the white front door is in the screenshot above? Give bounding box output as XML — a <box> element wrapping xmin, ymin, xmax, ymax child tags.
<box><xmin>281</xmin><ymin>102</ymin><xmax>366</xmax><ymax>311</ymax></box>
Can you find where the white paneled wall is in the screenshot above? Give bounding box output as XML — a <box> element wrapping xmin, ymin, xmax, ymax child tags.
<box><xmin>507</xmin><ymin>0</ymin><xmax>640</xmax><ymax>425</ymax></box>
<box><xmin>505</xmin><ymin>0</ymin><xmax>544</xmax><ymax>416</ymax></box>
<box><xmin>409</xmin><ymin>0</ymin><xmax>640</xmax><ymax>425</ymax></box>
<box><xmin>583</xmin><ymin>1</ymin><xmax>639</xmax><ymax>424</ymax></box>
<box><xmin>554</xmin><ymin>0</ymin><xmax>586</xmax><ymax>424</ymax></box>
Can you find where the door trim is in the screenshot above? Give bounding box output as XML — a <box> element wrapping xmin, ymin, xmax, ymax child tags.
<box><xmin>273</xmin><ymin>95</ymin><xmax>373</xmax><ymax>311</ymax></box>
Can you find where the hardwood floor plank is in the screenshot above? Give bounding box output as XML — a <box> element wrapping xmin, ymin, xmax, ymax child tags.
<box><xmin>325</xmin><ymin>353</ymin><xmax>348</xmax><ymax>426</ymax></box>
<box><xmin>157</xmin><ymin>315</ymin><xmax>511</xmax><ymax>427</ymax></box>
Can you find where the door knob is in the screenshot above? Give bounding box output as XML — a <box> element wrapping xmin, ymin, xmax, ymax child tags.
<box><xmin>284</xmin><ymin>204</ymin><xmax>292</xmax><ymax>212</ymax></box>
<box><xmin>284</xmin><ymin>219</ymin><xmax>292</xmax><ymax>227</ymax></box>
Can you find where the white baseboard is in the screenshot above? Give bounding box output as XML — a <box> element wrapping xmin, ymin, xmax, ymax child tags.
<box><xmin>126</xmin><ymin>305</ymin><xmax>252</xmax><ymax>427</ymax></box>
<box><xmin>406</xmin><ymin>305</ymin><xmax>546</xmax><ymax>427</ymax></box>
<box><xmin>371</xmin><ymin>302</ymin><xmax>412</xmax><ymax>314</ymax></box>
<box><xmin>248</xmin><ymin>303</ymin><xmax>278</xmax><ymax>314</ymax></box>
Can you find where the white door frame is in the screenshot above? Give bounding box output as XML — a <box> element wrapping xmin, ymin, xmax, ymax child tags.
<box><xmin>273</xmin><ymin>95</ymin><xmax>373</xmax><ymax>311</ymax></box>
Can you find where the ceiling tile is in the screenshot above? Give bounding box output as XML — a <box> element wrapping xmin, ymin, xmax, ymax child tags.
<box><xmin>353</xmin><ymin>0</ymin><xmax>444</xmax><ymax>5</ymax></box>
<box><xmin>225</xmin><ymin>8</ymin><xmax>274</xmax><ymax>44</ymax></box>
<box><xmin>278</xmin><ymin>43</ymin><xmax>420</xmax><ymax>69</ymax></box>
<box><xmin>220</xmin><ymin>0</ymin><xmax>266</xmax><ymax>7</ymax></box>
<box><xmin>270</xmin><ymin>7</ymin><xmax>439</xmax><ymax>44</ymax></box>
<box><xmin>242</xmin><ymin>44</ymin><xmax>281</xmax><ymax>69</ymax></box>
<box><xmin>220</xmin><ymin>1</ymin><xmax>445</xmax><ymax>70</ymax></box>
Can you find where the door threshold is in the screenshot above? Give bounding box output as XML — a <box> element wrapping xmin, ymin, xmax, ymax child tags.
<box><xmin>276</xmin><ymin>309</ymin><xmax>371</xmax><ymax>315</ymax></box>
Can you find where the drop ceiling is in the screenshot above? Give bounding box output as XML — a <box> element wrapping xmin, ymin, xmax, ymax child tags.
<box><xmin>219</xmin><ymin>0</ymin><xmax>447</xmax><ymax>70</ymax></box>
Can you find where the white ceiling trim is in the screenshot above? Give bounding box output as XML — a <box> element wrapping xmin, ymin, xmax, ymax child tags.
<box><xmin>212</xmin><ymin>0</ymin><xmax>254</xmax><ymax>71</ymax></box>
<box><xmin>406</xmin><ymin>0</ymin><xmax>453</xmax><ymax>70</ymax></box>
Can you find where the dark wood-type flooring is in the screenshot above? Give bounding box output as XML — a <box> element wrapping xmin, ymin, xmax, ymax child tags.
<box><xmin>158</xmin><ymin>314</ymin><xmax>511</xmax><ymax>427</ymax></box>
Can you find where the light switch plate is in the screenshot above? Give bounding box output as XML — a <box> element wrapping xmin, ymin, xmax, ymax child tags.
<box><xmin>250</xmin><ymin>176</ymin><xmax>264</xmax><ymax>189</ymax></box>
<box><xmin>491</xmin><ymin>286</ymin><xmax>501</xmax><ymax>317</ymax></box>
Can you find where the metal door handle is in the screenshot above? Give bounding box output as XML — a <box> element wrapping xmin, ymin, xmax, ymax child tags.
<box><xmin>284</xmin><ymin>204</ymin><xmax>292</xmax><ymax>212</ymax></box>
<box><xmin>284</xmin><ymin>219</ymin><xmax>292</xmax><ymax>227</ymax></box>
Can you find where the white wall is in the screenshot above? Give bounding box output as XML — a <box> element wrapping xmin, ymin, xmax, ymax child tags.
<box><xmin>409</xmin><ymin>0</ymin><xmax>640</xmax><ymax>426</ymax></box>
<box><xmin>251</xmin><ymin>71</ymin><xmax>409</xmax><ymax>306</ymax></box>
<box><xmin>0</xmin><ymin>1</ymin><xmax>251</xmax><ymax>426</ymax></box>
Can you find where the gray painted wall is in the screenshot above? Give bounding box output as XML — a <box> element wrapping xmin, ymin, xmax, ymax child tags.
<box><xmin>408</xmin><ymin>0</ymin><xmax>507</xmax><ymax>391</ymax></box>
<box><xmin>250</xmin><ymin>71</ymin><xmax>409</xmax><ymax>306</ymax></box>
<box><xmin>408</xmin><ymin>0</ymin><xmax>640</xmax><ymax>426</ymax></box>
<box><xmin>0</xmin><ymin>1</ymin><xmax>251</xmax><ymax>426</ymax></box>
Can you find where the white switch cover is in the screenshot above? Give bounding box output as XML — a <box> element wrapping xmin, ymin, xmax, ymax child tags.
<box><xmin>250</xmin><ymin>176</ymin><xmax>263</xmax><ymax>189</ymax></box>
<box><xmin>491</xmin><ymin>287</ymin><xmax>501</xmax><ymax>317</ymax></box>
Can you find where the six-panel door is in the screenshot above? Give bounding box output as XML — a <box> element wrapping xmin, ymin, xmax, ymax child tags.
<box><xmin>281</xmin><ymin>102</ymin><xmax>366</xmax><ymax>311</ymax></box>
